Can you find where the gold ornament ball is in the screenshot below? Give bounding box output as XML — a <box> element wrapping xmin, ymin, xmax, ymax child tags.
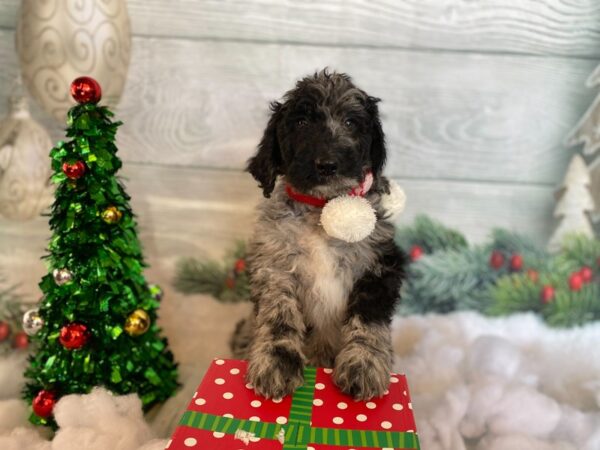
<box><xmin>124</xmin><ymin>309</ymin><xmax>150</xmax><ymax>336</ymax></box>
<box><xmin>101</xmin><ymin>206</ymin><xmax>122</xmax><ymax>224</ymax></box>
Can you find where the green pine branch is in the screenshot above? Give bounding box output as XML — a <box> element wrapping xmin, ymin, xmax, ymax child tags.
<box><xmin>173</xmin><ymin>240</ymin><xmax>249</xmax><ymax>302</ymax></box>
<box><xmin>395</xmin><ymin>215</ymin><xmax>468</xmax><ymax>254</ymax></box>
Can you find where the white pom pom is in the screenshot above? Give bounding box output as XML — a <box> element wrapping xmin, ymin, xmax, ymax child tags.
<box><xmin>320</xmin><ymin>196</ymin><xmax>377</xmax><ymax>243</ymax></box>
<box><xmin>381</xmin><ymin>180</ymin><xmax>406</xmax><ymax>219</ymax></box>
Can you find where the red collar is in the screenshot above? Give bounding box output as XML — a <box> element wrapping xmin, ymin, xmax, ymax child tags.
<box><xmin>285</xmin><ymin>171</ymin><xmax>374</xmax><ymax>208</ymax></box>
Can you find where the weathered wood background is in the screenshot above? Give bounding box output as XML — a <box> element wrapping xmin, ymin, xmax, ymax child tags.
<box><xmin>0</xmin><ymin>0</ymin><xmax>599</xmax><ymax>298</ymax></box>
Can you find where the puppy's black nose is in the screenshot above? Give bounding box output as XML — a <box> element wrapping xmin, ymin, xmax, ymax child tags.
<box><xmin>316</xmin><ymin>160</ymin><xmax>337</xmax><ymax>176</ymax></box>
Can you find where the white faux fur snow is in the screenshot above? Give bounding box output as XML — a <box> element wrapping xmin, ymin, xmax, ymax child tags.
<box><xmin>392</xmin><ymin>312</ymin><xmax>600</xmax><ymax>450</ymax></box>
<box><xmin>0</xmin><ymin>388</ymin><xmax>167</xmax><ymax>450</ymax></box>
<box><xmin>2</xmin><ymin>285</ymin><xmax>600</xmax><ymax>450</ymax></box>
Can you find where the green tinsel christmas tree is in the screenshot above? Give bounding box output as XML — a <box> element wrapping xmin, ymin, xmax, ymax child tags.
<box><xmin>22</xmin><ymin>77</ymin><xmax>178</xmax><ymax>428</ymax></box>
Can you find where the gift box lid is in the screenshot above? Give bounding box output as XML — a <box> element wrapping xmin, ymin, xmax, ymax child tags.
<box><xmin>167</xmin><ymin>358</ymin><xmax>419</xmax><ymax>450</ymax></box>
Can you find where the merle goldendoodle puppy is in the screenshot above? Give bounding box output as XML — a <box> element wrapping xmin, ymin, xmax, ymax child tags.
<box><xmin>231</xmin><ymin>69</ymin><xmax>407</xmax><ymax>400</ymax></box>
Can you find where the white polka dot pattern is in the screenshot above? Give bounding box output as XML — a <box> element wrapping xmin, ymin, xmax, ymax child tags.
<box><xmin>214</xmin><ymin>378</ymin><xmax>225</xmax><ymax>385</ymax></box>
<box><xmin>212</xmin><ymin>431</ymin><xmax>225</xmax><ymax>438</ymax></box>
<box><xmin>250</xmin><ymin>400</ymin><xmax>261</xmax><ymax>408</ymax></box>
<box><xmin>356</xmin><ymin>414</ymin><xmax>367</xmax><ymax>422</ymax></box>
<box><xmin>313</xmin><ymin>398</ymin><xmax>323</xmax><ymax>406</ymax></box>
<box><xmin>276</xmin><ymin>416</ymin><xmax>287</xmax><ymax>424</ymax></box>
<box><xmin>366</xmin><ymin>402</ymin><xmax>376</xmax><ymax>409</ymax></box>
<box><xmin>230</xmin><ymin>368</ymin><xmax>240</xmax><ymax>375</ymax></box>
<box><xmin>333</xmin><ymin>416</ymin><xmax>344</xmax><ymax>424</ymax></box>
<box><xmin>381</xmin><ymin>421</ymin><xmax>392</xmax><ymax>429</ymax></box>
<box><xmin>215</xmin><ymin>359</ymin><xmax>225</xmax><ymax>365</ymax></box>
<box><xmin>315</xmin><ymin>383</ymin><xmax>325</xmax><ymax>390</ymax></box>
<box><xmin>183</xmin><ymin>437</ymin><xmax>197</xmax><ymax>447</ymax></box>
<box><xmin>194</xmin><ymin>398</ymin><xmax>206</xmax><ymax>406</ymax></box>
<box><xmin>337</xmin><ymin>402</ymin><xmax>348</xmax><ymax>410</ymax></box>
<box><xmin>222</xmin><ymin>392</ymin><xmax>233</xmax><ymax>399</ymax></box>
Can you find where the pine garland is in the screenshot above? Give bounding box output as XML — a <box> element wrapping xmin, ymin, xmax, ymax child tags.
<box><xmin>0</xmin><ymin>276</ymin><xmax>26</xmax><ymax>354</ymax></box>
<box><xmin>395</xmin><ymin>215</ymin><xmax>468</xmax><ymax>254</ymax></box>
<box><xmin>174</xmin><ymin>241</ymin><xmax>249</xmax><ymax>302</ymax></box>
<box><xmin>173</xmin><ymin>216</ymin><xmax>599</xmax><ymax>329</ymax></box>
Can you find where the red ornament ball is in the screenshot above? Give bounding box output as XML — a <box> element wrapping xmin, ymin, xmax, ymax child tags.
<box><xmin>0</xmin><ymin>321</ymin><xmax>10</xmax><ymax>341</ymax></box>
<box><xmin>540</xmin><ymin>285</ymin><xmax>555</xmax><ymax>304</ymax></box>
<box><xmin>70</xmin><ymin>76</ymin><xmax>102</xmax><ymax>104</ymax></box>
<box><xmin>489</xmin><ymin>250</ymin><xmax>505</xmax><ymax>270</ymax></box>
<box><xmin>580</xmin><ymin>266</ymin><xmax>593</xmax><ymax>283</ymax></box>
<box><xmin>59</xmin><ymin>323</ymin><xmax>89</xmax><ymax>350</ymax></box>
<box><xmin>62</xmin><ymin>161</ymin><xmax>86</xmax><ymax>180</ymax></box>
<box><xmin>526</xmin><ymin>269</ymin><xmax>539</xmax><ymax>283</ymax></box>
<box><xmin>510</xmin><ymin>253</ymin><xmax>523</xmax><ymax>271</ymax></box>
<box><xmin>32</xmin><ymin>390</ymin><xmax>56</xmax><ymax>418</ymax></box>
<box><xmin>12</xmin><ymin>331</ymin><xmax>29</xmax><ymax>349</ymax></box>
<box><xmin>568</xmin><ymin>272</ymin><xmax>583</xmax><ymax>292</ymax></box>
<box><xmin>410</xmin><ymin>245</ymin><xmax>424</xmax><ymax>261</ymax></box>
<box><xmin>234</xmin><ymin>258</ymin><xmax>246</xmax><ymax>274</ymax></box>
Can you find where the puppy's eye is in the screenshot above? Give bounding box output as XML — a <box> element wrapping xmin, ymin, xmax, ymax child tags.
<box><xmin>343</xmin><ymin>118</ymin><xmax>356</xmax><ymax>129</ymax></box>
<box><xmin>296</xmin><ymin>118</ymin><xmax>308</xmax><ymax>127</ymax></box>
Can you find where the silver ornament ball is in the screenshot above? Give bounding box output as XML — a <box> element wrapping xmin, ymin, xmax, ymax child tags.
<box><xmin>23</xmin><ymin>308</ymin><xmax>44</xmax><ymax>336</ymax></box>
<box><xmin>53</xmin><ymin>268</ymin><xmax>73</xmax><ymax>286</ymax></box>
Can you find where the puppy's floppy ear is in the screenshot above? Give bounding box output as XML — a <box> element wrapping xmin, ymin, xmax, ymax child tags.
<box><xmin>367</xmin><ymin>96</ymin><xmax>386</xmax><ymax>178</ymax></box>
<box><xmin>246</xmin><ymin>101</ymin><xmax>284</xmax><ymax>198</ymax></box>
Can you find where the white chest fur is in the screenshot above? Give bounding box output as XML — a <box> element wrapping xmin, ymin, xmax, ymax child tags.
<box><xmin>298</xmin><ymin>230</ymin><xmax>353</xmax><ymax>333</ymax></box>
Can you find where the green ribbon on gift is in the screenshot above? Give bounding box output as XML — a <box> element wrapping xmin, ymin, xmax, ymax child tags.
<box><xmin>179</xmin><ymin>366</ymin><xmax>420</xmax><ymax>449</ymax></box>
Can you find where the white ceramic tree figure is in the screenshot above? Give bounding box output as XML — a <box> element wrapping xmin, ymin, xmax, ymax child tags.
<box><xmin>548</xmin><ymin>154</ymin><xmax>595</xmax><ymax>252</ymax></box>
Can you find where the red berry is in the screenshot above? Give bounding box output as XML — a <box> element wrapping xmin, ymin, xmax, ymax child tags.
<box><xmin>0</xmin><ymin>321</ymin><xmax>10</xmax><ymax>341</ymax></box>
<box><xmin>510</xmin><ymin>253</ymin><xmax>523</xmax><ymax>271</ymax></box>
<box><xmin>489</xmin><ymin>250</ymin><xmax>504</xmax><ymax>270</ymax></box>
<box><xmin>59</xmin><ymin>323</ymin><xmax>89</xmax><ymax>350</ymax></box>
<box><xmin>569</xmin><ymin>272</ymin><xmax>583</xmax><ymax>291</ymax></box>
<box><xmin>225</xmin><ymin>277</ymin><xmax>235</xmax><ymax>289</ymax></box>
<box><xmin>70</xmin><ymin>76</ymin><xmax>102</xmax><ymax>104</ymax></box>
<box><xmin>12</xmin><ymin>331</ymin><xmax>28</xmax><ymax>349</ymax></box>
<box><xmin>62</xmin><ymin>161</ymin><xmax>86</xmax><ymax>180</ymax></box>
<box><xmin>32</xmin><ymin>390</ymin><xmax>56</xmax><ymax>418</ymax></box>
<box><xmin>234</xmin><ymin>258</ymin><xmax>246</xmax><ymax>274</ymax></box>
<box><xmin>526</xmin><ymin>269</ymin><xmax>539</xmax><ymax>283</ymax></box>
<box><xmin>540</xmin><ymin>285</ymin><xmax>555</xmax><ymax>304</ymax></box>
<box><xmin>410</xmin><ymin>245</ymin><xmax>424</xmax><ymax>261</ymax></box>
<box><xmin>580</xmin><ymin>266</ymin><xmax>593</xmax><ymax>283</ymax></box>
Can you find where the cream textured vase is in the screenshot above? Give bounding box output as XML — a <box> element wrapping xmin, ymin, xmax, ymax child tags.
<box><xmin>16</xmin><ymin>0</ymin><xmax>131</xmax><ymax>122</ymax></box>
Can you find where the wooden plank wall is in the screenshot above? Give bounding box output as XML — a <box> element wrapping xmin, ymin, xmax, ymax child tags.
<box><xmin>0</xmin><ymin>0</ymin><xmax>599</xmax><ymax>298</ymax></box>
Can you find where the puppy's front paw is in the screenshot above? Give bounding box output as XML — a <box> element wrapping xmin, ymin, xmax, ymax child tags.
<box><xmin>333</xmin><ymin>345</ymin><xmax>390</xmax><ymax>401</ymax></box>
<box><xmin>247</xmin><ymin>347</ymin><xmax>304</xmax><ymax>399</ymax></box>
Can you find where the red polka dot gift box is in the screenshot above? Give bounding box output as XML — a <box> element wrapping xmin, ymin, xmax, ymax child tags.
<box><xmin>166</xmin><ymin>358</ymin><xmax>419</xmax><ymax>450</ymax></box>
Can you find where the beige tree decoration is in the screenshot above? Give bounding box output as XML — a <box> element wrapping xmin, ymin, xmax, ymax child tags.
<box><xmin>548</xmin><ymin>154</ymin><xmax>595</xmax><ymax>252</ymax></box>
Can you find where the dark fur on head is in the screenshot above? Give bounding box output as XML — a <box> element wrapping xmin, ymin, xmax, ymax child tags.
<box><xmin>247</xmin><ymin>69</ymin><xmax>386</xmax><ymax>198</ymax></box>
